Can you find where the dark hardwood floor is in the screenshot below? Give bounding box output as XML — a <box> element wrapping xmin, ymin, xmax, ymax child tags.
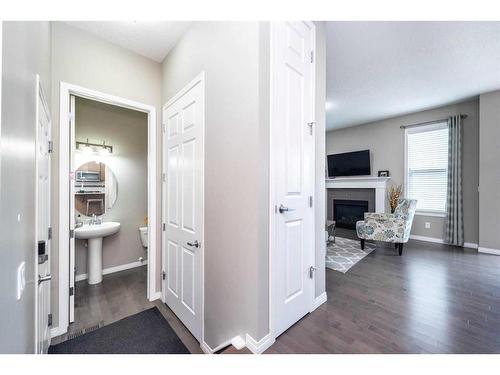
<box><xmin>266</xmin><ymin>229</ymin><xmax>500</xmax><ymax>354</ymax></box>
<box><xmin>52</xmin><ymin>265</ymin><xmax>202</xmax><ymax>353</ymax></box>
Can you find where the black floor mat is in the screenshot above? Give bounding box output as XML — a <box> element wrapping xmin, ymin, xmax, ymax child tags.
<box><xmin>49</xmin><ymin>307</ymin><xmax>190</xmax><ymax>354</ymax></box>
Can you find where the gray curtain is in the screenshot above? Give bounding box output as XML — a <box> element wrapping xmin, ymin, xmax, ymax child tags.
<box><xmin>444</xmin><ymin>115</ymin><xmax>464</xmax><ymax>246</ymax></box>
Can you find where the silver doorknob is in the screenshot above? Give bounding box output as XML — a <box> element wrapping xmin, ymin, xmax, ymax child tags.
<box><xmin>38</xmin><ymin>274</ymin><xmax>52</xmax><ymax>285</ymax></box>
<box><xmin>187</xmin><ymin>240</ymin><xmax>200</xmax><ymax>248</ymax></box>
<box><xmin>279</xmin><ymin>204</ymin><xmax>295</xmax><ymax>214</ymax></box>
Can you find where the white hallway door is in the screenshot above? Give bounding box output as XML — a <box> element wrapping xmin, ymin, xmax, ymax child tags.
<box><xmin>272</xmin><ymin>22</ymin><xmax>316</xmax><ymax>337</ymax></box>
<box><xmin>35</xmin><ymin>75</ymin><xmax>52</xmax><ymax>353</ymax></box>
<box><xmin>162</xmin><ymin>74</ymin><xmax>204</xmax><ymax>342</ymax></box>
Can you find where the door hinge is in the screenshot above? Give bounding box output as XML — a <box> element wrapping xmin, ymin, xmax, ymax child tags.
<box><xmin>162</xmin><ymin>271</ymin><xmax>166</xmax><ymax>280</ymax></box>
<box><xmin>48</xmin><ymin>140</ymin><xmax>53</xmax><ymax>153</ymax></box>
<box><xmin>310</xmin><ymin>50</ymin><xmax>314</xmax><ymax>63</ymax></box>
<box><xmin>162</xmin><ymin>172</ymin><xmax>166</xmax><ymax>182</ymax></box>
<box><xmin>69</xmin><ymin>229</ymin><xmax>74</xmax><ymax>239</ymax></box>
<box><xmin>162</xmin><ymin>123</ymin><xmax>167</xmax><ymax>133</ymax></box>
<box><xmin>48</xmin><ymin>313</ymin><xmax>53</xmax><ymax>327</ymax></box>
<box><xmin>162</xmin><ymin>223</ymin><xmax>166</xmax><ymax>231</ymax></box>
<box><xmin>309</xmin><ymin>266</ymin><xmax>316</xmax><ymax>279</ymax></box>
<box><xmin>309</xmin><ymin>196</ymin><xmax>313</xmax><ymax>208</ymax></box>
<box><xmin>48</xmin><ymin>227</ymin><xmax>52</xmax><ymax>240</ymax></box>
<box><xmin>307</xmin><ymin>122</ymin><xmax>315</xmax><ymax>135</ymax></box>
<box><xmin>69</xmin><ymin>286</ymin><xmax>74</xmax><ymax>296</ymax></box>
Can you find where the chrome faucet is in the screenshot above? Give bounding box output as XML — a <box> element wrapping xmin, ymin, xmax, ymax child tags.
<box><xmin>89</xmin><ymin>214</ymin><xmax>101</xmax><ymax>226</ymax></box>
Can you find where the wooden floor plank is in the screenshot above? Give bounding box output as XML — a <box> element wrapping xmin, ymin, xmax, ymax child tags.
<box><xmin>266</xmin><ymin>229</ymin><xmax>500</xmax><ymax>354</ymax></box>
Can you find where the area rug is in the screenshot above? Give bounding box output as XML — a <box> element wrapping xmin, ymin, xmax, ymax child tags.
<box><xmin>48</xmin><ymin>307</ymin><xmax>190</xmax><ymax>354</ymax></box>
<box><xmin>326</xmin><ymin>237</ymin><xmax>376</xmax><ymax>273</ymax></box>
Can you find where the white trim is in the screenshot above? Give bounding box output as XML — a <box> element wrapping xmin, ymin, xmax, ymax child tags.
<box><xmin>58</xmin><ymin>82</ymin><xmax>158</xmax><ymax>336</ymax></box>
<box><xmin>161</xmin><ymin>71</ymin><xmax>206</xmax><ymax>348</ymax></box>
<box><xmin>415</xmin><ymin>211</ymin><xmax>446</xmax><ymax>218</ymax></box>
<box><xmin>75</xmin><ymin>260</ymin><xmax>147</xmax><ymax>282</ymax></box>
<box><xmin>478</xmin><ymin>247</ymin><xmax>500</xmax><ymax>255</ymax></box>
<box><xmin>410</xmin><ymin>234</ymin><xmax>444</xmax><ymax>244</ymax></box>
<box><xmin>245</xmin><ymin>333</ymin><xmax>275</xmax><ymax>354</ymax></box>
<box><xmin>311</xmin><ymin>292</ymin><xmax>327</xmax><ymax>311</ymax></box>
<box><xmin>409</xmin><ymin>234</ymin><xmax>478</xmax><ymax>249</ymax></box>
<box><xmin>269</xmin><ymin>21</ymin><xmax>316</xmax><ymax>345</ymax></box>
<box><xmin>150</xmin><ymin>291</ymin><xmax>162</xmax><ymax>301</ymax></box>
<box><xmin>50</xmin><ymin>326</ymin><xmax>65</xmax><ymax>339</ymax></box>
<box><xmin>325</xmin><ymin>176</ymin><xmax>390</xmax><ymax>213</ymax></box>
<box><xmin>464</xmin><ymin>242</ymin><xmax>479</xmax><ymax>250</ymax></box>
<box><xmin>200</xmin><ymin>339</ymin><xmax>232</xmax><ymax>354</ymax></box>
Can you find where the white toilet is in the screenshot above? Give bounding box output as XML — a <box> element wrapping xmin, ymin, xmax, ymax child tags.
<box><xmin>139</xmin><ymin>226</ymin><xmax>148</xmax><ymax>248</ymax></box>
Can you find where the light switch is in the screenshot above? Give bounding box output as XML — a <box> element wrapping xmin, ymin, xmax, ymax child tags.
<box><xmin>425</xmin><ymin>222</ymin><xmax>431</xmax><ymax>229</ymax></box>
<box><xmin>17</xmin><ymin>261</ymin><xmax>26</xmax><ymax>300</ymax></box>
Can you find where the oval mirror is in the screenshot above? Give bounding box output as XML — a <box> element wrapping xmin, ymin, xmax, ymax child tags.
<box><xmin>74</xmin><ymin>161</ymin><xmax>118</xmax><ymax>217</ymax></box>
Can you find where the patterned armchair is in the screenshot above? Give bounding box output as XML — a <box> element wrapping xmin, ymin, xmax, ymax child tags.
<box><xmin>356</xmin><ymin>199</ymin><xmax>417</xmax><ymax>256</ymax></box>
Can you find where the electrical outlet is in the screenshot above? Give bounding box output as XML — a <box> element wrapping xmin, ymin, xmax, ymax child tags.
<box><xmin>425</xmin><ymin>222</ymin><xmax>431</xmax><ymax>229</ymax></box>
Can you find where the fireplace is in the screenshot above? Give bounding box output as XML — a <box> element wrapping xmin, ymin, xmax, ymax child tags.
<box><xmin>334</xmin><ymin>199</ymin><xmax>369</xmax><ymax>229</ymax></box>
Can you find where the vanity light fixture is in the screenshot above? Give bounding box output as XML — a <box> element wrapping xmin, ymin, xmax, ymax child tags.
<box><xmin>76</xmin><ymin>138</ymin><xmax>113</xmax><ymax>154</ymax></box>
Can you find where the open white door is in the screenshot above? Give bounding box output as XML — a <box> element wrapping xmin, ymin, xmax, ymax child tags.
<box><xmin>271</xmin><ymin>22</ymin><xmax>315</xmax><ymax>338</ymax></box>
<box><xmin>69</xmin><ymin>94</ymin><xmax>76</xmax><ymax>323</ymax></box>
<box><xmin>162</xmin><ymin>73</ymin><xmax>204</xmax><ymax>342</ymax></box>
<box><xmin>35</xmin><ymin>75</ymin><xmax>52</xmax><ymax>353</ymax></box>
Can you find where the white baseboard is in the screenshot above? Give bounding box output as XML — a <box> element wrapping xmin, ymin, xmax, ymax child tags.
<box><xmin>149</xmin><ymin>291</ymin><xmax>162</xmax><ymax>302</ymax></box>
<box><xmin>311</xmin><ymin>292</ymin><xmax>327</xmax><ymax>311</ymax></box>
<box><xmin>409</xmin><ymin>235</ymin><xmax>478</xmax><ymax>249</ymax></box>
<box><xmin>478</xmin><ymin>247</ymin><xmax>500</xmax><ymax>255</ymax></box>
<box><xmin>50</xmin><ymin>326</ymin><xmax>65</xmax><ymax>339</ymax></box>
<box><xmin>246</xmin><ymin>333</ymin><xmax>275</xmax><ymax>354</ymax></box>
<box><xmin>200</xmin><ymin>338</ymin><xmax>233</xmax><ymax>354</ymax></box>
<box><xmin>75</xmin><ymin>260</ymin><xmax>147</xmax><ymax>282</ymax></box>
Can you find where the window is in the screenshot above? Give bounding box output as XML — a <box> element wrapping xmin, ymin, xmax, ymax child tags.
<box><xmin>405</xmin><ymin>122</ymin><xmax>449</xmax><ymax>215</ymax></box>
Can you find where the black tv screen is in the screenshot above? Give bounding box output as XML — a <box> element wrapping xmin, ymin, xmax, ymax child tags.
<box><xmin>327</xmin><ymin>150</ymin><xmax>371</xmax><ymax>178</ymax></box>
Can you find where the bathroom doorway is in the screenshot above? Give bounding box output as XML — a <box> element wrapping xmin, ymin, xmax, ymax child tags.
<box><xmin>56</xmin><ymin>83</ymin><xmax>158</xmax><ymax>338</ymax></box>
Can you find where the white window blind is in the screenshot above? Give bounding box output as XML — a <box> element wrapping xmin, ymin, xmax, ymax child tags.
<box><xmin>405</xmin><ymin>122</ymin><xmax>449</xmax><ymax>214</ymax></box>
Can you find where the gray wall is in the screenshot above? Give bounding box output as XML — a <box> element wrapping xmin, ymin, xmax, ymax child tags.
<box><xmin>479</xmin><ymin>90</ymin><xmax>500</xmax><ymax>250</ymax></box>
<box><xmin>326</xmin><ymin>98</ymin><xmax>480</xmax><ymax>245</ymax></box>
<box><xmin>74</xmin><ymin>97</ymin><xmax>148</xmax><ymax>275</ymax></box>
<box><xmin>0</xmin><ymin>21</ymin><xmax>51</xmax><ymax>353</ymax></box>
<box><xmin>161</xmin><ymin>21</ymin><xmax>269</xmax><ymax>348</ymax></box>
<box><xmin>50</xmin><ymin>22</ymin><xmax>162</xmax><ymax>329</ymax></box>
<box><xmin>162</xmin><ymin>21</ymin><xmax>327</xmax><ymax>348</ymax></box>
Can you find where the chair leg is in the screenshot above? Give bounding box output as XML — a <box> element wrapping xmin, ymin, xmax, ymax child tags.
<box><xmin>360</xmin><ymin>238</ymin><xmax>365</xmax><ymax>250</ymax></box>
<box><xmin>398</xmin><ymin>243</ymin><xmax>403</xmax><ymax>256</ymax></box>
<box><xmin>394</xmin><ymin>243</ymin><xmax>398</xmax><ymax>249</ymax></box>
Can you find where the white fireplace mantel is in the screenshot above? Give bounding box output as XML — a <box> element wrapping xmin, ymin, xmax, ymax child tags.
<box><xmin>325</xmin><ymin>176</ymin><xmax>391</xmax><ymax>213</ymax></box>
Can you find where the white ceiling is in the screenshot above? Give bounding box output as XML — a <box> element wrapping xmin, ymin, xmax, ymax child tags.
<box><xmin>326</xmin><ymin>22</ymin><xmax>500</xmax><ymax>130</ymax></box>
<box><xmin>66</xmin><ymin>21</ymin><xmax>192</xmax><ymax>62</ymax></box>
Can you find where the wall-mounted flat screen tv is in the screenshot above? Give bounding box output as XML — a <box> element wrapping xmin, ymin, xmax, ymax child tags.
<box><xmin>327</xmin><ymin>150</ymin><xmax>371</xmax><ymax>178</ymax></box>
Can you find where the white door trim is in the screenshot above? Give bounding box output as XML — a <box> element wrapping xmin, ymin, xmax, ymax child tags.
<box><xmin>56</xmin><ymin>82</ymin><xmax>158</xmax><ymax>336</ymax></box>
<box><xmin>161</xmin><ymin>71</ymin><xmax>205</xmax><ymax>348</ymax></box>
<box><xmin>268</xmin><ymin>21</ymin><xmax>316</xmax><ymax>343</ymax></box>
<box><xmin>34</xmin><ymin>74</ymin><xmax>52</xmax><ymax>353</ymax></box>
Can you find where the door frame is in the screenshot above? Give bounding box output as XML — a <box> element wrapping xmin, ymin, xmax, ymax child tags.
<box><xmin>268</xmin><ymin>21</ymin><xmax>317</xmax><ymax>344</ymax></box>
<box><xmin>161</xmin><ymin>72</ymin><xmax>205</xmax><ymax>346</ymax></box>
<box><xmin>34</xmin><ymin>74</ymin><xmax>52</xmax><ymax>353</ymax></box>
<box><xmin>56</xmin><ymin>82</ymin><xmax>158</xmax><ymax>336</ymax></box>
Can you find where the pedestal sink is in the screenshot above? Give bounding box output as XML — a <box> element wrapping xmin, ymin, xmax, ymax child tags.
<box><xmin>75</xmin><ymin>222</ymin><xmax>120</xmax><ymax>284</ymax></box>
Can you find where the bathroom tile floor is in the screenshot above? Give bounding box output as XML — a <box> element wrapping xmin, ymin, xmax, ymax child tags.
<box><xmin>52</xmin><ymin>265</ymin><xmax>202</xmax><ymax>353</ymax></box>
